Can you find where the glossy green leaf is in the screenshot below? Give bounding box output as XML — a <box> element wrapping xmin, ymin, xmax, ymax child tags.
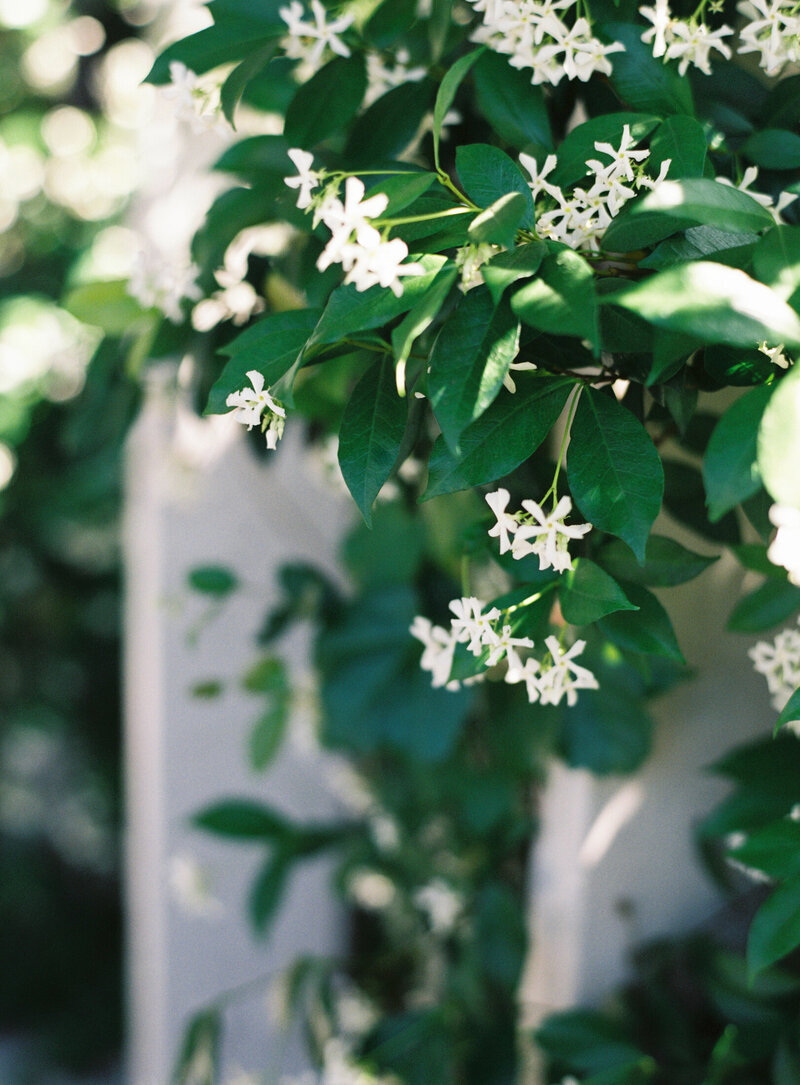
<box><xmin>752</xmin><ymin>226</ymin><xmax>800</xmax><ymax>304</ymax></box>
<box><xmin>214</xmin><ymin>133</ymin><xmax>291</xmax><ymax>180</ymax></box>
<box><xmin>776</xmin><ymin>688</ymin><xmax>800</xmax><ymax>734</ymax></box>
<box><xmin>429</xmin><ymin>289</ymin><xmax>520</xmax><ymax>449</ymax></box>
<box><xmin>391</xmin><ymin>264</ymin><xmax>458</xmax><ymax>389</ymax></box>
<box><xmin>482</xmin><ymin>241</ymin><xmax>547</xmax><ymax>305</ymax></box>
<box><xmin>759</xmin><ymin>364</ymin><xmax>800</xmax><ymax>506</ymax></box>
<box><xmin>763</xmin><ymin>74</ymin><xmax>800</xmax><ymax>128</ymax></box>
<box><xmin>567</xmin><ymin>388</ymin><xmax>664</xmax><ymax>562</ymax></box>
<box><xmin>648</xmin><ymin>115</ymin><xmax>707</xmax><ymax>179</ymax></box>
<box><xmin>423</xmin><ymin>375</ymin><xmax>573</xmax><ymax>497</ymax></box>
<box><xmin>560</xmin><ymin>560</ymin><xmax>637</xmax><ymax>625</ymax></box>
<box><xmin>727</xmin><ymin>579</ymin><xmax>800</xmax><ymax>632</ymax></box>
<box><xmin>307</xmin><ymin>255</ymin><xmax>447</xmax><ymax>349</ymax></box>
<box><xmin>456</xmin><ymin>144</ymin><xmax>535</xmax><ymax>227</ymax></box>
<box><xmin>748</xmin><ymin>875</ymin><xmax>800</xmax><ymax>978</ymax></box>
<box><xmin>473</xmin><ymin>50</ymin><xmax>553</xmax><ymax>153</ymax></box>
<box><xmin>220</xmin><ymin>42</ymin><xmax>276</xmax><ymax>124</ymax></box>
<box><xmin>743</xmin><ymin>129</ymin><xmax>800</xmax><ymax>170</ymax></box>
<box><xmin>249</xmin><ymin>701</ymin><xmax>288</xmax><ymax>770</ymax></box>
<box><xmin>561</xmin><ymin>686</ymin><xmax>653</xmax><ymax>774</ymax></box>
<box><xmin>731</xmin><ymin>819</ymin><xmax>800</xmax><ymax>880</ymax></box>
<box><xmin>511</xmin><ymin>248</ymin><xmax>599</xmax><ymax>349</ymax></box>
<box><xmin>597</xmin><ymin>535</ymin><xmax>717</xmax><ymax>587</ymax></box>
<box><xmin>609</xmin><ymin>262</ymin><xmax>800</xmax><ymax>348</ymax></box>
<box><xmin>366</xmin><ymin>171</ymin><xmax>438</xmax><ymax>215</ymax></box>
<box><xmin>284</xmin><ymin>54</ymin><xmax>366</xmax><ymax>147</ymax></box>
<box><xmin>703</xmin><ymin>344</ymin><xmax>773</xmax><ymax>387</ymax></box>
<box><xmin>663</xmin><ymin>461</ymin><xmax>740</xmax><ymax>545</ymax></box>
<box><xmin>703</xmin><ymin>386</ymin><xmax>773</xmax><ymax>521</ymax></box>
<box><xmin>346</xmin><ymin>79</ymin><xmax>435</xmax><ymax>164</ymax></box>
<box><xmin>63</xmin><ymin>279</ymin><xmax>151</xmax><ymax>335</ymax></box>
<box><xmin>338</xmin><ymin>357</ymin><xmax>407</xmax><ymax>526</ymax></box>
<box><xmin>249</xmin><ymin>852</ymin><xmax>291</xmax><ymax>933</ymax></box>
<box><xmin>206</xmin><ymin>308</ymin><xmax>321</xmax><ymax>414</ymax></box>
<box><xmin>172</xmin><ymin>1009</ymin><xmax>222</xmax><ymax>1085</ymax></box>
<box><xmin>603</xmin><ymin>179</ymin><xmax>774</xmax><ymax>253</ymax></box>
<box><xmin>599</xmin><ymin>583</ymin><xmax>684</xmax><ymax>662</ymax></box>
<box><xmin>148</xmin><ymin>12</ymin><xmax>281</xmax><ymax>83</ymax></box>
<box><xmin>731</xmin><ymin>543</ymin><xmax>785</xmax><ymax>579</ymax></box>
<box><xmin>188</xmin><ymin>565</ymin><xmax>239</xmax><ymax>596</ymax></box>
<box><xmin>193</xmin><ymin>799</ymin><xmax>289</xmax><ymax>840</ymax></box>
<box><xmin>432</xmin><ymin>47</ymin><xmax>484</xmax><ymax>167</ymax></box>
<box><xmin>468</xmin><ymin>192</ymin><xmax>528</xmax><ymax>248</ymax></box>
<box><xmin>550</xmin><ymin>113</ymin><xmax>660</xmax><ymax>189</ymax></box>
<box><xmin>604</xmin><ymin>21</ymin><xmax>694</xmax><ymax>115</ymax></box>
<box><xmin>640</xmin><ymin>225</ymin><xmax>760</xmax><ymax>271</ymax></box>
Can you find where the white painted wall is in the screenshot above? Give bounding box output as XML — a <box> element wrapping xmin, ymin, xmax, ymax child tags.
<box><xmin>124</xmin><ymin>369</ymin><xmax>352</xmax><ymax>1085</ymax></box>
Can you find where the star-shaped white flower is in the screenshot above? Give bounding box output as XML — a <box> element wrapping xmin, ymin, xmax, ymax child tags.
<box><xmin>513</xmin><ymin>495</ymin><xmax>592</xmax><ymax>572</ymax></box>
<box><xmin>225</xmin><ymin>370</ymin><xmax>286</xmax><ymax>432</ymax></box>
<box><xmin>485</xmin><ymin>488</ymin><xmax>520</xmax><ymax>554</ymax></box>
<box><xmin>538</xmin><ymin>636</ymin><xmax>598</xmax><ymax>707</ymax></box>
<box><xmin>284</xmin><ymin>147</ymin><xmax>321</xmax><ymax>210</ymax></box>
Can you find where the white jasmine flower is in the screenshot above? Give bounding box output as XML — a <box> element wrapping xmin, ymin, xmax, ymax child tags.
<box><xmin>737</xmin><ymin>0</ymin><xmax>800</xmax><ymax>75</ymax></box>
<box><xmin>759</xmin><ymin>341</ymin><xmax>791</xmax><ymax>370</ymax></box>
<box><xmin>485</xmin><ymin>488</ymin><xmax>519</xmax><ymax>554</ymax></box>
<box><xmin>588</xmin><ymin>124</ymin><xmax>650</xmax><ymax>183</ymax></box>
<box><xmin>411</xmin><ymin>615</ymin><xmax>457</xmax><ymax>688</ymax></box>
<box><xmin>519</xmin><ymin>151</ymin><xmax>562</xmax><ymax>200</ymax></box>
<box><xmin>483</xmin><ymin>623</ymin><xmax>535</xmax><ymax>669</ymax></box>
<box><xmin>448</xmin><ymin>596</ymin><xmax>502</xmax><ymax>655</ymax></box>
<box><xmin>128</xmin><ymin>249</ymin><xmax>201</xmax><ymax>323</ymax></box>
<box><xmin>640</xmin><ymin>0</ymin><xmax>673</xmax><ymax>56</ymax></box>
<box><xmin>505</xmin><ymin>656</ymin><xmax>542</xmax><ymax>702</ymax></box>
<box><xmin>663</xmin><ymin>19</ymin><xmax>733</xmax><ymax>74</ymax></box>
<box><xmin>512</xmin><ymin>495</ymin><xmax>592</xmax><ymax>572</ymax></box>
<box><xmin>342</xmin><ymin>225</ymin><xmax>425</xmax><ymax>297</ymax></box>
<box><xmin>162</xmin><ymin>61</ymin><xmax>227</xmax><ymax>134</ymax></box>
<box><xmin>284</xmin><ymin>147</ymin><xmax>322</xmax><ymax>210</ymax></box>
<box><xmin>347</xmin><ymin>869</ymin><xmax>396</xmax><ymax>910</ymax></box>
<box><xmin>365</xmin><ymin>47</ymin><xmax>427</xmax><ymax>107</ymax></box>
<box><xmin>768</xmin><ymin>505</ymin><xmax>800</xmax><ymax>586</ymax></box>
<box><xmin>716</xmin><ymin>165</ymin><xmax>799</xmax><ymax>223</ymax></box>
<box><xmin>537</xmin><ymin>636</ymin><xmax>599</xmax><ymax>706</ymax></box>
<box><xmin>225</xmin><ymin>370</ymin><xmax>286</xmax><ymax>450</ymax></box>
<box><xmin>413</xmin><ymin>879</ymin><xmax>464</xmax><ymax>934</ymax></box>
<box><xmin>749</xmin><ymin>624</ymin><xmax>800</xmax><ymax>714</ymax></box>
<box><xmin>280</xmin><ymin>0</ymin><xmax>354</xmax><ymax>73</ymax></box>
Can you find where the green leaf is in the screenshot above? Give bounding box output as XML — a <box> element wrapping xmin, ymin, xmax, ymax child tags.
<box><xmin>423</xmin><ymin>375</ymin><xmax>573</xmax><ymax>497</ymax></box>
<box><xmin>776</xmin><ymin>688</ymin><xmax>800</xmax><ymax>732</ymax></box>
<box><xmin>599</xmin><ymin>583</ymin><xmax>684</xmax><ymax>662</ymax></box>
<box><xmin>727</xmin><ymin>579</ymin><xmax>800</xmax><ymax>632</ymax></box>
<box><xmin>551</xmin><ymin>113</ymin><xmax>660</xmax><ymax>189</ymax></box>
<box><xmin>346</xmin><ymin>79</ymin><xmax>436</xmax><ymax>165</ymax></box>
<box><xmin>731</xmin><ymin>542</ymin><xmax>785</xmax><ymax>578</ymax></box>
<box><xmin>763</xmin><ymin>74</ymin><xmax>800</xmax><ymax>128</ymax></box>
<box><xmin>603</xmin><ymin>179</ymin><xmax>774</xmax><ymax>253</ymax></box>
<box><xmin>206</xmin><ymin>308</ymin><xmax>321</xmax><ymax>414</ymax></box>
<box><xmin>640</xmin><ymin>225</ymin><xmax>760</xmax><ymax>272</ymax></box>
<box><xmin>609</xmin><ymin>262</ymin><xmax>800</xmax><ymax>348</ymax></box>
<box><xmin>433</xmin><ymin>48</ymin><xmax>484</xmax><ymax>168</ymax></box>
<box><xmin>468</xmin><ymin>192</ymin><xmax>528</xmax><ymax>247</ymax></box>
<box><xmin>284</xmin><ymin>54</ymin><xmax>366</xmax><ymax>147</ymax></box>
<box><xmin>759</xmin><ymin>364</ymin><xmax>800</xmax><ymax>506</ymax></box>
<box><xmin>511</xmin><ymin>247</ymin><xmax>599</xmax><ymax>350</ymax></box>
<box><xmin>743</xmin><ymin>129</ymin><xmax>800</xmax><ymax>170</ymax></box>
<box><xmin>703</xmin><ymin>386</ymin><xmax>773</xmax><ymax>521</ymax></box>
<box><xmin>220</xmin><ymin>42</ymin><xmax>276</xmax><ymax>125</ymax></box>
<box><xmin>561</xmin><ymin>685</ymin><xmax>653</xmax><ymax>774</ymax></box>
<box><xmin>249</xmin><ymin>701</ymin><xmax>288</xmax><ymax>770</ymax></box>
<box><xmin>604</xmin><ymin>21</ymin><xmax>694</xmax><ymax>115</ymax></box>
<box><xmin>249</xmin><ymin>852</ymin><xmax>291</xmax><ymax>933</ymax></box>
<box><xmin>242</xmin><ymin>656</ymin><xmax>287</xmax><ymax>693</ymax></box>
<box><xmin>752</xmin><ymin>225</ymin><xmax>800</xmax><ymax>305</ymax></box>
<box><xmin>63</xmin><ymin>279</ymin><xmax>151</xmax><ymax>335</ymax></box>
<box><xmin>703</xmin><ymin>344</ymin><xmax>773</xmax><ymax>387</ymax></box>
<box><xmin>482</xmin><ymin>241</ymin><xmax>547</xmax><ymax>305</ymax></box>
<box><xmin>338</xmin><ymin>357</ymin><xmax>407</xmax><ymax>526</ymax></box>
<box><xmin>308</xmin><ymin>255</ymin><xmax>447</xmax><ymax>349</ymax></box>
<box><xmin>391</xmin><ymin>264</ymin><xmax>458</xmax><ymax>390</ymax></box>
<box><xmin>188</xmin><ymin>565</ymin><xmax>238</xmax><ymax>596</ymax></box>
<box><xmin>171</xmin><ymin>1010</ymin><xmax>222</xmax><ymax>1085</ymax></box>
<box><xmin>366</xmin><ymin>171</ymin><xmax>438</xmax><ymax>215</ymax></box>
<box><xmin>597</xmin><ymin>535</ymin><xmax>717</xmax><ymax>587</ymax></box>
<box><xmin>473</xmin><ymin>50</ymin><xmax>553</xmax><ymax>153</ymax></box>
<box><xmin>148</xmin><ymin>13</ymin><xmax>282</xmax><ymax>84</ymax></box>
<box><xmin>648</xmin><ymin>115</ymin><xmax>707</xmax><ymax>179</ymax></box>
<box><xmin>731</xmin><ymin>819</ymin><xmax>800</xmax><ymax>880</ymax></box>
<box><xmin>560</xmin><ymin>559</ymin><xmax>638</xmax><ymax>625</ymax></box>
<box><xmin>194</xmin><ymin>799</ymin><xmax>289</xmax><ymax>840</ymax></box>
<box><xmin>319</xmin><ymin>585</ymin><xmax>471</xmax><ymax>761</ymax></box>
<box><xmin>456</xmin><ymin>144</ymin><xmax>535</xmax><ymax>228</ymax></box>
<box><xmin>663</xmin><ymin>461</ymin><xmax>740</xmax><ymax>545</ymax></box>
<box><xmin>748</xmin><ymin>875</ymin><xmax>800</xmax><ymax>978</ymax></box>
<box><xmin>192</xmin><ymin>182</ymin><xmax>287</xmax><ymax>272</ymax></box>
<box><xmin>214</xmin><ymin>133</ymin><xmax>291</xmax><ymax>181</ymax></box>
<box><xmin>567</xmin><ymin>388</ymin><xmax>664</xmax><ymax>563</ymax></box>
<box><xmin>429</xmin><ymin>289</ymin><xmax>520</xmax><ymax>450</ymax></box>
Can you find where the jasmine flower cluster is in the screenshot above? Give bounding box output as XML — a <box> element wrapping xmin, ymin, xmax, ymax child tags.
<box><xmin>225</xmin><ymin>370</ymin><xmax>286</xmax><ymax>449</ymax></box>
<box><xmin>485</xmin><ymin>488</ymin><xmax>592</xmax><ymax>572</ymax></box>
<box><xmin>410</xmin><ymin>596</ymin><xmax>598</xmax><ymax>706</ymax></box>
<box><xmin>285</xmin><ymin>150</ymin><xmax>425</xmax><ymax>296</ymax></box>
<box><xmin>749</xmin><ymin>619</ymin><xmax>800</xmax><ymax>723</ymax></box>
<box><xmin>519</xmin><ymin>125</ymin><xmax>669</xmax><ymax>252</ymax></box>
<box><xmin>466</xmin><ymin>0</ymin><xmax>625</xmax><ymax>85</ymax></box>
<box><xmin>279</xmin><ymin>0</ymin><xmax>354</xmax><ymax>76</ymax></box>
<box><xmin>640</xmin><ymin>0</ymin><xmax>733</xmax><ymax>74</ymax></box>
<box><xmin>737</xmin><ymin>0</ymin><xmax>800</xmax><ymax>74</ymax></box>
